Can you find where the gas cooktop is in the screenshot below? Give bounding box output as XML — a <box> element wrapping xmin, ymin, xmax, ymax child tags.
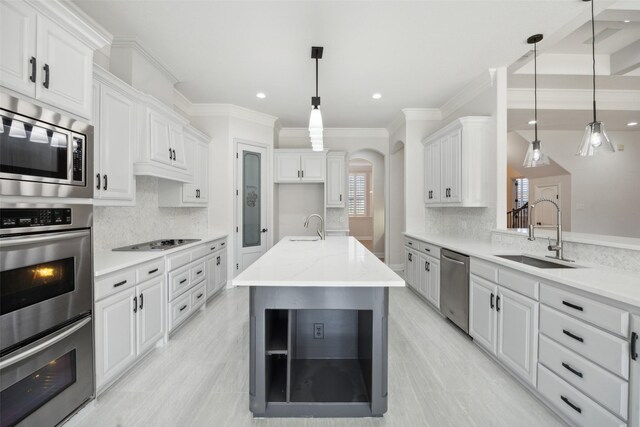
<box><xmin>113</xmin><ymin>238</ymin><xmax>201</xmax><ymax>251</ymax></box>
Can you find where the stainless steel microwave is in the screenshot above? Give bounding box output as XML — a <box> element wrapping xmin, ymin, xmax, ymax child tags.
<box><xmin>0</xmin><ymin>93</ymin><xmax>93</xmax><ymax>198</ymax></box>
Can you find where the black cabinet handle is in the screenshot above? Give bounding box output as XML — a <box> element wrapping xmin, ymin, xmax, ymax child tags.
<box><xmin>560</xmin><ymin>395</ymin><xmax>581</xmax><ymax>414</ymax></box>
<box><xmin>216</xmin><ymin>256</ymin><xmax>220</xmax><ymax>265</ymax></box>
<box><xmin>408</xmin><ymin>242</ymin><xmax>413</xmax><ymax>246</ymax></box>
<box><xmin>424</xmin><ymin>248</ymin><xmax>431</xmax><ymax>252</ymax></box>
<box><xmin>210</xmin><ymin>246</ymin><xmax>217</xmax><ymax>251</ymax></box>
<box><xmin>196</xmin><ymin>270</ymin><xmax>203</xmax><ymax>275</ymax></box>
<box><xmin>563</xmin><ymin>329</ymin><xmax>584</xmax><ymax>343</ymax></box>
<box><xmin>339</xmin><ymin>194</ymin><xmax>342</xmax><ymax>201</ymax></box>
<box><xmin>179</xmin><ymin>305</ymin><xmax>187</xmax><ymax>312</ymax></box>
<box><xmin>221</xmin><ymin>242</ymin><xmax>225</xmax><ymax>246</ymax></box>
<box><xmin>103</xmin><ymin>174</ymin><xmax>107</xmax><ymax>191</ymax></box>
<box><xmin>133</xmin><ymin>296</ymin><xmax>137</xmax><ymax>313</ymax></box>
<box><xmin>29</xmin><ymin>57</ymin><xmax>36</xmax><ymax>83</ymax></box>
<box><xmin>490</xmin><ymin>293</ymin><xmax>495</xmax><ymax>309</ymax></box>
<box><xmin>179</xmin><ymin>278</ymin><xmax>187</xmax><ymax>284</ymax></box>
<box><xmin>139</xmin><ymin>293</ymin><xmax>144</xmax><ymax>310</ymax></box>
<box><xmin>496</xmin><ymin>295</ymin><xmax>501</xmax><ymax>312</ymax></box>
<box><xmin>562</xmin><ymin>301</ymin><xmax>584</xmax><ymax>312</ymax></box>
<box><xmin>113</xmin><ymin>280</ymin><xmax>127</xmax><ymax>288</ymax></box>
<box><xmin>301</xmin><ymin>170</ymin><xmax>304</xmax><ymax>178</ymax></box>
<box><xmin>169</xmin><ymin>147</ymin><xmax>172</xmax><ymax>160</ymax></box>
<box><xmin>43</xmin><ymin>64</ymin><xmax>49</xmax><ymax>88</ymax></box>
<box><xmin>172</xmin><ymin>149</ymin><xmax>176</xmax><ymax>160</ymax></box>
<box><xmin>408</xmin><ymin>253</ymin><xmax>412</xmax><ymax>262</ymax></box>
<box><xmin>562</xmin><ymin>362</ymin><xmax>583</xmax><ymax>378</ymax></box>
<box><xmin>631</xmin><ymin>332</ymin><xmax>638</xmax><ymax>360</ymax></box>
<box><xmin>197</xmin><ymin>293</ymin><xmax>203</xmax><ymax>300</ymax></box>
<box><xmin>425</xmin><ymin>261</ymin><xmax>429</xmax><ymax>271</ymax></box>
<box><xmin>148</xmin><ymin>268</ymin><xmax>158</xmax><ymax>274</ymax></box>
<box><xmin>96</xmin><ymin>173</ymin><xmax>100</xmax><ymax>190</ymax></box>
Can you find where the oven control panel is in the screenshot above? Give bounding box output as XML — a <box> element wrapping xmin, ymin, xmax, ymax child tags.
<box><xmin>0</xmin><ymin>208</ymin><xmax>72</xmax><ymax>229</ymax></box>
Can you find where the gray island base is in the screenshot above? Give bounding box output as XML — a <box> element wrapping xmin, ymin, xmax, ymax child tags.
<box><xmin>249</xmin><ymin>286</ymin><xmax>389</xmax><ymax>417</ymax></box>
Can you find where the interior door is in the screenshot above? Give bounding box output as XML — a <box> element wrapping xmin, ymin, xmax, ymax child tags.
<box><xmin>236</xmin><ymin>143</ymin><xmax>268</xmax><ymax>274</ymax></box>
<box><xmin>535</xmin><ymin>184</ymin><xmax>559</xmax><ymax>226</ymax></box>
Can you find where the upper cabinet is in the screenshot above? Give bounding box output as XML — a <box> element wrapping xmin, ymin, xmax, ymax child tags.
<box><xmin>158</xmin><ymin>126</ymin><xmax>210</xmax><ymax>207</ymax></box>
<box><xmin>0</xmin><ymin>0</ymin><xmax>109</xmax><ymax>120</ymax></box>
<box><xmin>274</xmin><ymin>150</ymin><xmax>326</xmax><ymax>183</ymax></box>
<box><xmin>326</xmin><ymin>152</ymin><xmax>346</xmax><ymax>207</ymax></box>
<box><xmin>134</xmin><ymin>96</ymin><xmax>192</xmax><ymax>183</ymax></box>
<box><xmin>423</xmin><ymin>117</ymin><xmax>492</xmax><ymax>207</ymax></box>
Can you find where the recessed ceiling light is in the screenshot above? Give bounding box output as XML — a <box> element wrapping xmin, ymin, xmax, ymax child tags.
<box><xmin>627</xmin><ymin>122</ymin><xmax>638</xmax><ymax>126</ymax></box>
<box><xmin>372</xmin><ymin>93</ymin><xmax>382</xmax><ymax>100</ymax></box>
<box><xmin>256</xmin><ymin>92</ymin><xmax>266</xmax><ymax>99</ymax></box>
<box><xmin>623</xmin><ymin>20</ymin><xmax>631</xmax><ymax>23</ymax></box>
<box><xmin>528</xmin><ymin>120</ymin><xmax>537</xmax><ymax>125</ymax></box>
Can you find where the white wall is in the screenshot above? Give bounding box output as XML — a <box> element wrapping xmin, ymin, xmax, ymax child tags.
<box><xmin>389</xmin><ymin>142</ymin><xmax>405</xmax><ymax>267</ymax></box>
<box><xmin>277</xmin><ymin>184</ymin><xmax>324</xmax><ymax>240</ymax></box>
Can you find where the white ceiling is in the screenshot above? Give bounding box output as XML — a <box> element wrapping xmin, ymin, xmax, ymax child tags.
<box><xmin>73</xmin><ymin>0</ymin><xmax>590</xmax><ymax>128</ymax></box>
<box><xmin>508</xmin><ymin>109</ymin><xmax>640</xmax><ymax>131</ymax></box>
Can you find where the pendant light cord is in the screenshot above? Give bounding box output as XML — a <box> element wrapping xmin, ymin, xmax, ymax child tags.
<box><xmin>591</xmin><ymin>0</ymin><xmax>597</xmax><ymax>123</ymax></box>
<box><xmin>534</xmin><ymin>41</ymin><xmax>538</xmax><ymax>142</ymax></box>
<box><xmin>315</xmin><ymin>57</ymin><xmax>319</xmax><ymax>99</ymax></box>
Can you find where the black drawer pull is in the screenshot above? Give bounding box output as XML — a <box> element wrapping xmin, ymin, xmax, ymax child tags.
<box><xmin>133</xmin><ymin>296</ymin><xmax>137</xmax><ymax>313</ymax></box>
<box><xmin>424</xmin><ymin>248</ymin><xmax>430</xmax><ymax>252</ymax></box>
<box><xmin>631</xmin><ymin>332</ymin><xmax>638</xmax><ymax>361</ymax></box>
<box><xmin>197</xmin><ymin>293</ymin><xmax>203</xmax><ymax>299</ymax></box>
<box><xmin>496</xmin><ymin>295</ymin><xmax>501</xmax><ymax>312</ymax></box>
<box><xmin>562</xmin><ymin>301</ymin><xmax>583</xmax><ymax>312</ymax></box>
<box><xmin>148</xmin><ymin>268</ymin><xmax>159</xmax><ymax>274</ymax></box>
<box><xmin>562</xmin><ymin>362</ymin><xmax>583</xmax><ymax>378</ymax></box>
<box><xmin>179</xmin><ymin>305</ymin><xmax>187</xmax><ymax>312</ymax></box>
<box><xmin>408</xmin><ymin>241</ymin><xmax>413</xmax><ymax>246</ymax></box>
<box><xmin>560</xmin><ymin>395</ymin><xmax>581</xmax><ymax>414</ymax></box>
<box><xmin>563</xmin><ymin>329</ymin><xmax>584</xmax><ymax>343</ymax></box>
<box><xmin>490</xmin><ymin>293</ymin><xmax>495</xmax><ymax>309</ymax></box>
<box><xmin>113</xmin><ymin>280</ymin><xmax>127</xmax><ymax>288</ymax></box>
<box><xmin>139</xmin><ymin>293</ymin><xmax>144</xmax><ymax>310</ymax></box>
<box><xmin>179</xmin><ymin>278</ymin><xmax>187</xmax><ymax>284</ymax></box>
<box><xmin>196</xmin><ymin>270</ymin><xmax>203</xmax><ymax>275</ymax></box>
<box><xmin>210</xmin><ymin>246</ymin><xmax>216</xmax><ymax>251</ymax></box>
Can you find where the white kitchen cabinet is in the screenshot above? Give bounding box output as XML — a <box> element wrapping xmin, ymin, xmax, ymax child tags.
<box><xmin>469</xmin><ymin>274</ymin><xmax>498</xmax><ymax>354</ymax></box>
<box><xmin>326</xmin><ymin>152</ymin><xmax>346</xmax><ymax>207</ymax></box>
<box><xmin>136</xmin><ymin>276</ymin><xmax>164</xmax><ymax>355</ymax></box>
<box><xmin>630</xmin><ymin>314</ymin><xmax>639</xmax><ymax>427</ymax></box>
<box><xmin>93</xmin><ymin>67</ymin><xmax>138</xmax><ymax>205</ymax></box>
<box><xmin>423</xmin><ymin>117</ymin><xmax>491</xmax><ymax>207</ymax></box>
<box><xmin>425</xmin><ymin>255</ymin><xmax>440</xmax><ymax>309</ymax></box>
<box><xmin>0</xmin><ymin>0</ymin><xmax>99</xmax><ymax>119</ymax></box>
<box><xmin>95</xmin><ymin>287</ymin><xmax>137</xmax><ymax>389</ymax></box>
<box><xmin>274</xmin><ymin>150</ymin><xmax>326</xmax><ymax>183</ymax></box>
<box><xmin>496</xmin><ymin>286</ymin><xmax>538</xmax><ymax>386</ymax></box>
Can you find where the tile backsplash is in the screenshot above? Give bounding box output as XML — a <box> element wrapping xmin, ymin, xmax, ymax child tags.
<box><xmin>425</xmin><ymin>207</ymin><xmax>496</xmax><ymax>240</ymax></box>
<box><xmin>93</xmin><ymin>176</ymin><xmax>208</xmax><ymax>252</ymax></box>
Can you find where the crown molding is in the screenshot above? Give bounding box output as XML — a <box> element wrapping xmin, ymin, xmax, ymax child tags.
<box><xmin>401</xmin><ymin>108</ymin><xmax>442</xmax><ymax>121</ymax></box>
<box><xmin>173</xmin><ymin>89</ymin><xmax>192</xmax><ymax>116</ymax></box>
<box><xmin>508</xmin><ymin>88</ymin><xmax>640</xmax><ymax>111</ymax></box>
<box><xmin>111</xmin><ymin>38</ymin><xmax>180</xmax><ymax>84</ymax></box>
<box><xmin>386</xmin><ymin>112</ymin><xmax>406</xmax><ymax>136</ymax></box>
<box><xmin>440</xmin><ymin>69</ymin><xmax>494</xmax><ymax>119</ymax></box>
<box><xmin>279</xmin><ymin>128</ymin><xmax>388</xmax><ymax>139</ymax></box>
<box><xmin>27</xmin><ymin>0</ymin><xmax>112</xmax><ymax>49</ymax></box>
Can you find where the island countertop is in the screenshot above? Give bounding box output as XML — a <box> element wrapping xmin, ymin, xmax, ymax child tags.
<box><xmin>233</xmin><ymin>236</ymin><xmax>405</xmax><ymax>287</ymax></box>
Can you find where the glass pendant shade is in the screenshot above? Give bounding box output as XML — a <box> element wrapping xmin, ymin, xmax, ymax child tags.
<box><xmin>523</xmin><ymin>140</ymin><xmax>550</xmax><ymax>167</ymax></box>
<box><xmin>29</xmin><ymin>126</ymin><xmax>49</xmax><ymax>144</ymax></box>
<box><xmin>577</xmin><ymin>121</ymin><xmax>614</xmax><ymax>156</ymax></box>
<box><xmin>309</xmin><ymin>107</ymin><xmax>323</xmax><ymax>131</ymax></box>
<box><xmin>8</xmin><ymin>120</ymin><xmax>26</xmax><ymax>138</ymax></box>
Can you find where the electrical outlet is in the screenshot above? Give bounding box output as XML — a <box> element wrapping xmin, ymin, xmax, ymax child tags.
<box><xmin>313</xmin><ymin>323</ymin><xmax>324</xmax><ymax>339</ymax></box>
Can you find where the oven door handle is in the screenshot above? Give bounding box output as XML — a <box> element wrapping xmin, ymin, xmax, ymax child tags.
<box><xmin>0</xmin><ymin>316</ymin><xmax>91</xmax><ymax>370</ymax></box>
<box><xmin>0</xmin><ymin>230</ymin><xmax>89</xmax><ymax>248</ymax></box>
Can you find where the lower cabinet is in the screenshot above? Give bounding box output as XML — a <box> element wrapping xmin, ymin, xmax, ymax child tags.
<box><xmin>95</xmin><ymin>276</ymin><xmax>164</xmax><ymax>391</ymax></box>
<box><xmin>469</xmin><ymin>275</ymin><xmax>498</xmax><ymax>353</ymax></box>
<box><xmin>206</xmin><ymin>248</ymin><xmax>228</xmax><ymax>299</ymax></box>
<box><xmin>630</xmin><ymin>315</ymin><xmax>639</xmax><ymax>426</ymax></box>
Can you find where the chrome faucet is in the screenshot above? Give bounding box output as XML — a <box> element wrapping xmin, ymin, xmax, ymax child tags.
<box><xmin>304</xmin><ymin>214</ymin><xmax>325</xmax><ymax>240</ymax></box>
<box><xmin>528</xmin><ymin>198</ymin><xmax>573</xmax><ymax>262</ymax></box>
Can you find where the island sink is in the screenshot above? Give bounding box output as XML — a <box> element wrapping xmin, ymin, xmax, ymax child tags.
<box><xmin>496</xmin><ymin>254</ymin><xmax>580</xmax><ymax>269</ymax></box>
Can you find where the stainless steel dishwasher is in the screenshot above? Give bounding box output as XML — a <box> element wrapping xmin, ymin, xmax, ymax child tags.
<box><xmin>440</xmin><ymin>248</ymin><xmax>470</xmax><ymax>334</ymax></box>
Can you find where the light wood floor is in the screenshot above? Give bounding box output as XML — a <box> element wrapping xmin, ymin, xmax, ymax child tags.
<box><xmin>76</xmin><ymin>286</ymin><xmax>565</xmax><ymax>427</ymax></box>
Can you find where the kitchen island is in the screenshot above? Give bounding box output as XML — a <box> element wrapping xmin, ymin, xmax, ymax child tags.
<box><xmin>233</xmin><ymin>236</ymin><xmax>404</xmax><ymax>418</ymax></box>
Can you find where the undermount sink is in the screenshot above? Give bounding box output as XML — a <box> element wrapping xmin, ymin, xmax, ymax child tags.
<box><xmin>289</xmin><ymin>237</ymin><xmax>320</xmax><ymax>242</ymax></box>
<box><xmin>495</xmin><ymin>255</ymin><xmax>581</xmax><ymax>269</ymax></box>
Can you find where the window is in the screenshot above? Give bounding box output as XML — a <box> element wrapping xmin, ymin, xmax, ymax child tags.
<box><xmin>348</xmin><ymin>173</ymin><xmax>369</xmax><ymax>216</ymax></box>
<box><xmin>514</xmin><ymin>178</ymin><xmax>529</xmax><ymax>209</ymax></box>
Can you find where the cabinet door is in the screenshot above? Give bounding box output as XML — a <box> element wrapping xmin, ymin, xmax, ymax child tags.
<box><xmin>148</xmin><ymin>109</ymin><xmax>172</xmax><ymax>165</ymax></box>
<box><xmin>205</xmin><ymin>254</ymin><xmax>217</xmax><ymax>297</ymax></box>
<box><xmin>301</xmin><ymin>154</ymin><xmax>325</xmax><ymax>182</ymax></box>
<box><xmin>442</xmin><ymin>130</ymin><xmax>461</xmax><ymax>203</ymax></box>
<box><xmin>0</xmin><ymin>0</ymin><xmax>36</xmax><ymax>96</ymax></box>
<box><xmin>216</xmin><ymin>250</ymin><xmax>227</xmax><ymax>291</ymax></box>
<box><xmin>424</xmin><ymin>142</ymin><xmax>441</xmax><ymax>204</ymax></box>
<box><xmin>497</xmin><ymin>287</ymin><xmax>538</xmax><ymax>386</ymax></box>
<box><xmin>630</xmin><ymin>315</ymin><xmax>640</xmax><ymax>427</ymax></box>
<box><xmin>404</xmin><ymin>249</ymin><xmax>413</xmax><ymax>286</ymax></box>
<box><xmin>275</xmin><ymin>153</ymin><xmax>301</xmax><ymax>182</ymax></box>
<box><xmin>427</xmin><ymin>256</ymin><xmax>440</xmax><ymax>309</ymax></box>
<box><xmin>417</xmin><ymin>252</ymin><xmax>429</xmax><ymax>297</ymax></box>
<box><xmin>136</xmin><ymin>277</ymin><xmax>165</xmax><ymax>355</ymax></box>
<box><xmin>197</xmin><ymin>142</ymin><xmax>209</xmax><ymax>202</ymax></box>
<box><xmin>326</xmin><ymin>155</ymin><xmax>345</xmax><ymax>207</ymax></box>
<box><xmin>469</xmin><ymin>274</ymin><xmax>498</xmax><ymax>354</ymax></box>
<box><xmin>98</xmin><ymin>84</ymin><xmax>136</xmax><ymax>201</ymax></box>
<box><xmin>35</xmin><ymin>15</ymin><xmax>93</xmax><ymax>118</ymax></box>
<box><xmin>181</xmin><ymin>134</ymin><xmax>198</xmax><ymax>203</ymax></box>
<box><xmin>95</xmin><ymin>288</ymin><xmax>137</xmax><ymax>389</ymax></box>
<box><xmin>170</xmin><ymin>124</ymin><xmax>188</xmax><ymax>170</ymax></box>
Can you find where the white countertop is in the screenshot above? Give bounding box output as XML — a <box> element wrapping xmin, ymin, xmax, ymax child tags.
<box><xmin>404</xmin><ymin>232</ymin><xmax>640</xmax><ymax>310</ymax></box>
<box><xmin>493</xmin><ymin>228</ymin><xmax>640</xmax><ymax>251</ymax></box>
<box><xmin>94</xmin><ymin>233</ymin><xmax>228</xmax><ymax>277</ymax></box>
<box><xmin>233</xmin><ymin>236</ymin><xmax>405</xmax><ymax>288</ymax></box>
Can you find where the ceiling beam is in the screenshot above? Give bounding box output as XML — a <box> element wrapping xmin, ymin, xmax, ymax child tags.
<box><xmin>508</xmin><ymin>87</ymin><xmax>640</xmax><ymax>110</ymax></box>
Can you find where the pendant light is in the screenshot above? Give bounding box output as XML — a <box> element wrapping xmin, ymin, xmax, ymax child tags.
<box><xmin>523</xmin><ymin>34</ymin><xmax>550</xmax><ymax>168</ymax></box>
<box><xmin>577</xmin><ymin>0</ymin><xmax>614</xmax><ymax>156</ymax></box>
<box><xmin>308</xmin><ymin>46</ymin><xmax>324</xmax><ymax>152</ymax></box>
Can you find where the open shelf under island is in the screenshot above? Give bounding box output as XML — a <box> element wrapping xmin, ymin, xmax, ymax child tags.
<box><xmin>233</xmin><ymin>236</ymin><xmax>405</xmax><ymax>418</ymax></box>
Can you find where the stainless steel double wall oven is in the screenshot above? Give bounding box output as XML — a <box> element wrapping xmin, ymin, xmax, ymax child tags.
<box><xmin>0</xmin><ymin>94</ymin><xmax>94</xmax><ymax>427</ymax></box>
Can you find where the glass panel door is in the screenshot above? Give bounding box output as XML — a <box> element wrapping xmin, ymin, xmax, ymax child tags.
<box><xmin>243</xmin><ymin>151</ymin><xmax>261</xmax><ymax>248</ymax></box>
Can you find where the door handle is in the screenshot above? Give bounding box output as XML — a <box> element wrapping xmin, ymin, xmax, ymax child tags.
<box><xmin>496</xmin><ymin>295</ymin><xmax>501</xmax><ymax>312</ymax></box>
<box><xmin>173</xmin><ymin>149</ymin><xmax>176</xmax><ymax>161</ymax></box>
<box><xmin>490</xmin><ymin>293</ymin><xmax>494</xmax><ymax>309</ymax></box>
<box><xmin>301</xmin><ymin>170</ymin><xmax>304</xmax><ymax>178</ymax></box>
<box><xmin>631</xmin><ymin>332</ymin><xmax>637</xmax><ymax>360</ymax></box>
<box><xmin>96</xmin><ymin>173</ymin><xmax>101</xmax><ymax>190</ymax></box>
<box><xmin>43</xmin><ymin>64</ymin><xmax>50</xmax><ymax>88</ymax></box>
<box><xmin>139</xmin><ymin>293</ymin><xmax>144</xmax><ymax>310</ymax></box>
<box><xmin>339</xmin><ymin>194</ymin><xmax>342</xmax><ymax>202</ymax></box>
<box><xmin>0</xmin><ymin>229</ymin><xmax>90</xmax><ymax>247</ymax></box>
<box><xmin>103</xmin><ymin>174</ymin><xmax>107</xmax><ymax>191</ymax></box>
<box><xmin>441</xmin><ymin>254</ymin><xmax>465</xmax><ymax>265</ymax></box>
<box><xmin>133</xmin><ymin>296</ymin><xmax>138</xmax><ymax>313</ymax></box>
<box><xmin>169</xmin><ymin>147</ymin><xmax>172</xmax><ymax>160</ymax></box>
<box><xmin>29</xmin><ymin>57</ymin><xmax>36</xmax><ymax>83</ymax></box>
<box><xmin>261</xmin><ymin>228</ymin><xmax>268</xmax><ymax>233</ymax></box>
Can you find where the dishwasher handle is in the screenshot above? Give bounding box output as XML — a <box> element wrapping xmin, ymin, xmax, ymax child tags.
<box><xmin>442</xmin><ymin>254</ymin><xmax>466</xmax><ymax>265</ymax></box>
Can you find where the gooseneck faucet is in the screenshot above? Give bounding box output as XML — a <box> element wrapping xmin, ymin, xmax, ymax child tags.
<box><xmin>528</xmin><ymin>198</ymin><xmax>573</xmax><ymax>262</ymax></box>
<box><xmin>304</xmin><ymin>214</ymin><xmax>325</xmax><ymax>240</ymax></box>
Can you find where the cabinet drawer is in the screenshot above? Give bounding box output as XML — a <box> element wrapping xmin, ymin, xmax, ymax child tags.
<box><xmin>539</xmin><ymin>335</ymin><xmax>628</xmax><ymax>420</ymax></box>
<box><xmin>95</xmin><ymin>269</ymin><xmax>136</xmax><ymax>301</ymax></box>
<box><xmin>537</xmin><ymin>365</ymin><xmax>625</xmax><ymax>427</ymax></box>
<box><xmin>470</xmin><ymin>258</ymin><xmax>498</xmax><ymax>283</ymax></box>
<box><xmin>168</xmin><ymin>265</ymin><xmax>191</xmax><ymax>301</ymax></box>
<box><xmin>205</xmin><ymin>240</ymin><xmax>221</xmax><ymax>254</ymax></box>
<box><xmin>540</xmin><ymin>284</ymin><xmax>629</xmax><ymax>337</ymax></box>
<box><xmin>135</xmin><ymin>259</ymin><xmax>164</xmax><ymax>283</ymax></box>
<box><xmin>167</xmin><ymin>249</ymin><xmax>192</xmax><ymax>271</ymax></box>
<box><xmin>498</xmin><ymin>268</ymin><xmax>539</xmax><ymax>300</ymax></box>
<box><xmin>191</xmin><ymin>243</ymin><xmax>209</xmax><ymax>262</ymax></box>
<box><xmin>419</xmin><ymin>242</ymin><xmax>440</xmax><ymax>259</ymax></box>
<box><xmin>404</xmin><ymin>237</ymin><xmax>418</xmax><ymax>249</ymax></box>
<box><xmin>191</xmin><ymin>283</ymin><xmax>206</xmax><ymax>311</ymax></box>
<box><xmin>540</xmin><ymin>305</ymin><xmax>629</xmax><ymax>379</ymax></box>
<box><xmin>169</xmin><ymin>292</ymin><xmax>191</xmax><ymax>331</ymax></box>
<box><xmin>190</xmin><ymin>261</ymin><xmax>206</xmax><ymax>284</ymax></box>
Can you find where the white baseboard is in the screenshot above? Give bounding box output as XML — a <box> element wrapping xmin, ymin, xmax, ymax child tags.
<box><xmin>388</xmin><ymin>263</ymin><xmax>404</xmax><ymax>273</ymax></box>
